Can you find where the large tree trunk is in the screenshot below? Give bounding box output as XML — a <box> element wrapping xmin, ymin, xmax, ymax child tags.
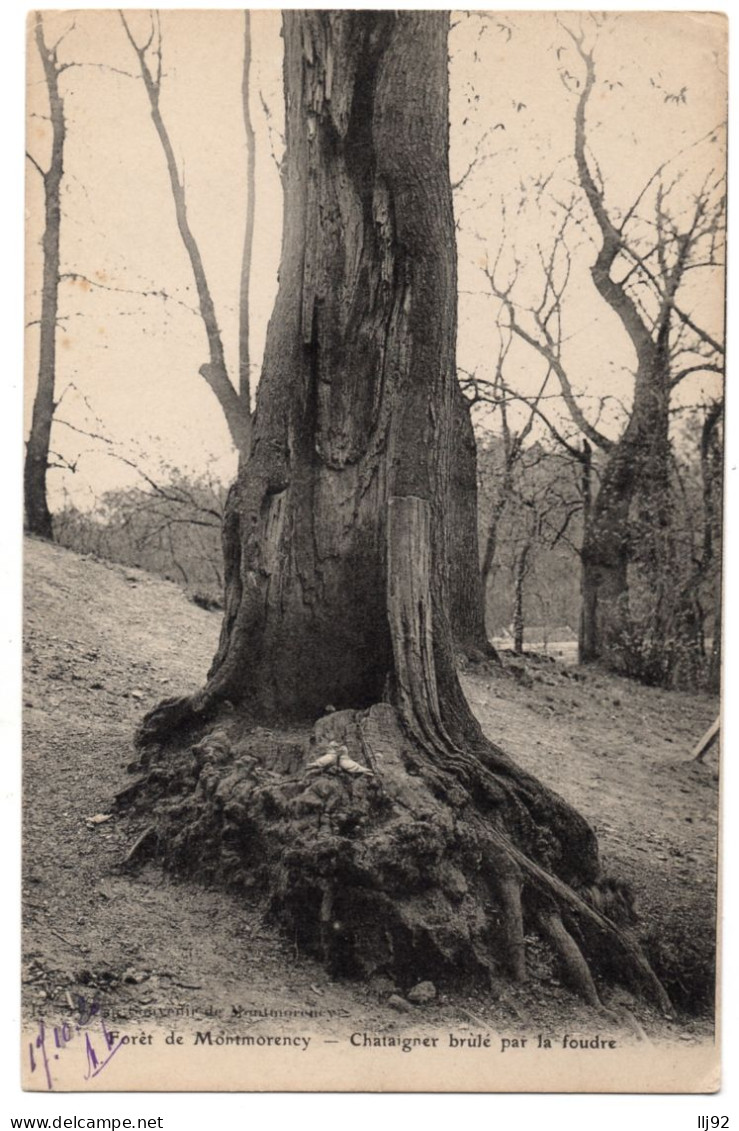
<box><xmin>571</xmin><ymin>35</ymin><xmax>684</xmax><ymax>687</ymax></box>
<box><xmin>24</xmin><ymin>15</ymin><xmax>64</xmax><ymax>541</ymax></box>
<box><xmin>579</xmin><ymin>350</ymin><xmax>674</xmax><ymax>680</ymax></box>
<box><xmin>130</xmin><ymin>12</ymin><xmax>670</xmax><ymax>1011</ymax></box>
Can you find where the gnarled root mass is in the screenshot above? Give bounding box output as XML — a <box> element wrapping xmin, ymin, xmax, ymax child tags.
<box><xmin>123</xmin><ymin>497</ymin><xmax>672</xmax><ymax>1015</ymax></box>
<box><xmin>123</xmin><ymin>699</ymin><xmax>671</xmax><ymax>1016</ymax></box>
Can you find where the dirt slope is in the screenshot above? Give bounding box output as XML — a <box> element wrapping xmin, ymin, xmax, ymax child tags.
<box><xmin>22</xmin><ymin>536</ymin><xmax>719</xmax><ymax>1046</ymax></box>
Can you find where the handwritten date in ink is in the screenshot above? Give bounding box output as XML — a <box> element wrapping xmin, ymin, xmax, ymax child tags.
<box><xmin>27</xmin><ymin>1009</ymin><xmax>124</xmax><ymax>1090</ymax></box>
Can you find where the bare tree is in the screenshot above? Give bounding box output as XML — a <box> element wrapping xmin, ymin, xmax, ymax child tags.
<box><xmin>485</xmin><ymin>23</ymin><xmax>725</xmax><ymax>684</ymax></box>
<box><xmin>120</xmin><ymin>12</ymin><xmax>251</xmax><ymax>455</ymax></box>
<box><xmin>566</xmin><ymin>23</ymin><xmax>724</xmax><ymax>679</ymax></box>
<box><xmin>477</xmin><ymin>429</ymin><xmax>586</xmax><ymax>648</ymax></box>
<box><xmin>25</xmin><ymin>13</ymin><xmax>72</xmax><ymax>539</ymax></box>
<box><xmin>238</xmin><ymin>11</ymin><xmax>256</xmax><ymax>432</ymax></box>
<box><xmin>461</xmin><ymin>316</ymin><xmax>590</xmax><ymax>643</ymax></box>
<box><xmin>56</xmin><ymin>468</ymin><xmax>228</xmax><ymax>604</ymax></box>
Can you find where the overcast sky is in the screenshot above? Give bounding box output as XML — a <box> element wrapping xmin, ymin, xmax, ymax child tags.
<box><xmin>25</xmin><ymin>9</ymin><xmax>726</xmax><ymax>510</ymax></box>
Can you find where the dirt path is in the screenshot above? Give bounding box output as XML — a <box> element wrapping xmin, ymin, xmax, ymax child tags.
<box><xmin>23</xmin><ymin>537</ymin><xmax>719</xmax><ymax>1049</ymax></box>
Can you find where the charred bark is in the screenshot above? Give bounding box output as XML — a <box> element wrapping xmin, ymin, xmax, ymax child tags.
<box><xmin>131</xmin><ymin>12</ymin><xmax>670</xmax><ymax>1011</ymax></box>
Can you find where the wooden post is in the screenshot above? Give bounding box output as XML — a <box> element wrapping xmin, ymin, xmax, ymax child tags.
<box><xmin>692</xmin><ymin>716</ymin><xmax>720</xmax><ymax>763</ymax></box>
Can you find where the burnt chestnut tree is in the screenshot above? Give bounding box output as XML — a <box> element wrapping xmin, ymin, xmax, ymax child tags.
<box><xmin>130</xmin><ymin>11</ymin><xmax>669</xmax><ymax>1010</ymax></box>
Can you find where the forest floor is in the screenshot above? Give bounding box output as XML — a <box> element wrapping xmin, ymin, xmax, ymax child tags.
<box><xmin>22</xmin><ymin>535</ymin><xmax>720</xmax><ymax>1055</ymax></box>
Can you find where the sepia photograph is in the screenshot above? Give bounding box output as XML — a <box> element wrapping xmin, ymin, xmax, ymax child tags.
<box><xmin>21</xmin><ymin>8</ymin><xmax>726</xmax><ymax>1094</ymax></box>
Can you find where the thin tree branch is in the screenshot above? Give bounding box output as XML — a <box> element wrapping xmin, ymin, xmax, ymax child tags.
<box><xmin>59</xmin><ymin>271</ymin><xmax>199</xmax><ymax>315</ymax></box>
<box><xmin>26</xmin><ymin>151</ymin><xmax>47</xmax><ymax>179</ymax></box>
<box><xmin>670</xmin><ymin>362</ymin><xmax>724</xmax><ymax>389</ymax></box>
<box><xmin>487</xmin><ymin>272</ymin><xmax>614</xmax><ymax>453</ymax></box>
<box><xmin>119</xmin><ymin>10</ymin><xmax>249</xmax><ymax>452</ymax></box>
<box><xmin>62</xmin><ymin>61</ymin><xmax>138</xmax><ymax>79</ymax></box>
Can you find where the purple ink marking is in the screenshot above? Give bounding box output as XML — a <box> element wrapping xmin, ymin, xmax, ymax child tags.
<box><xmin>83</xmin><ymin>1018</ymin><xmax>125</xmax><ymax>1082</ymax></box>
<box><xmin>28</xmin><ymin>1022</ymin><xmax>53</xmax><ymax>1091</ymax></box>
<box><xmin>74</xmin><ymin>993</ymin><xmax>101</xmax><ymax>1026</ymax></box>
<box><xmin>28</xmin><ymin>1003</ymin><xmax>124</xmax><ymax>1090</ymax></box>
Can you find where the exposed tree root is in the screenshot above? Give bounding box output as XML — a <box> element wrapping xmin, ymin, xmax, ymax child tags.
<box><xmin>127</xmin><ymin>497</ymin><xmax>672</xmax><ymax>1014</ymax></box>
<box><xmin>537</xmin><ymin>908</ymin><xmax>601</xmax><ymax>1008</ymax></box>
<box><xmin>123</xmin><ymin>698</ymin><xmax>672</xmax><ymax>1012</ymax></box>
<box><xmin>495</xmin><ymin>868</ymin><xmax>526</xmax><ymax>982</ymax></box>
<box><xmin>136</xmin><ymin>692</ymin><xmax>216</xmax><ymax>751</ymax></box>
<box><xmin>121</xmin><ymin>824</ymin><xmax>159</xmax><ymax>870</ymax></box>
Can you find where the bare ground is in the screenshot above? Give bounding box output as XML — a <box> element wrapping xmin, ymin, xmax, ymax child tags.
<box><xmin>22</xmin><ymin>536</ymin><xmax>719</xmax><ymax>1047</ymax></box>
